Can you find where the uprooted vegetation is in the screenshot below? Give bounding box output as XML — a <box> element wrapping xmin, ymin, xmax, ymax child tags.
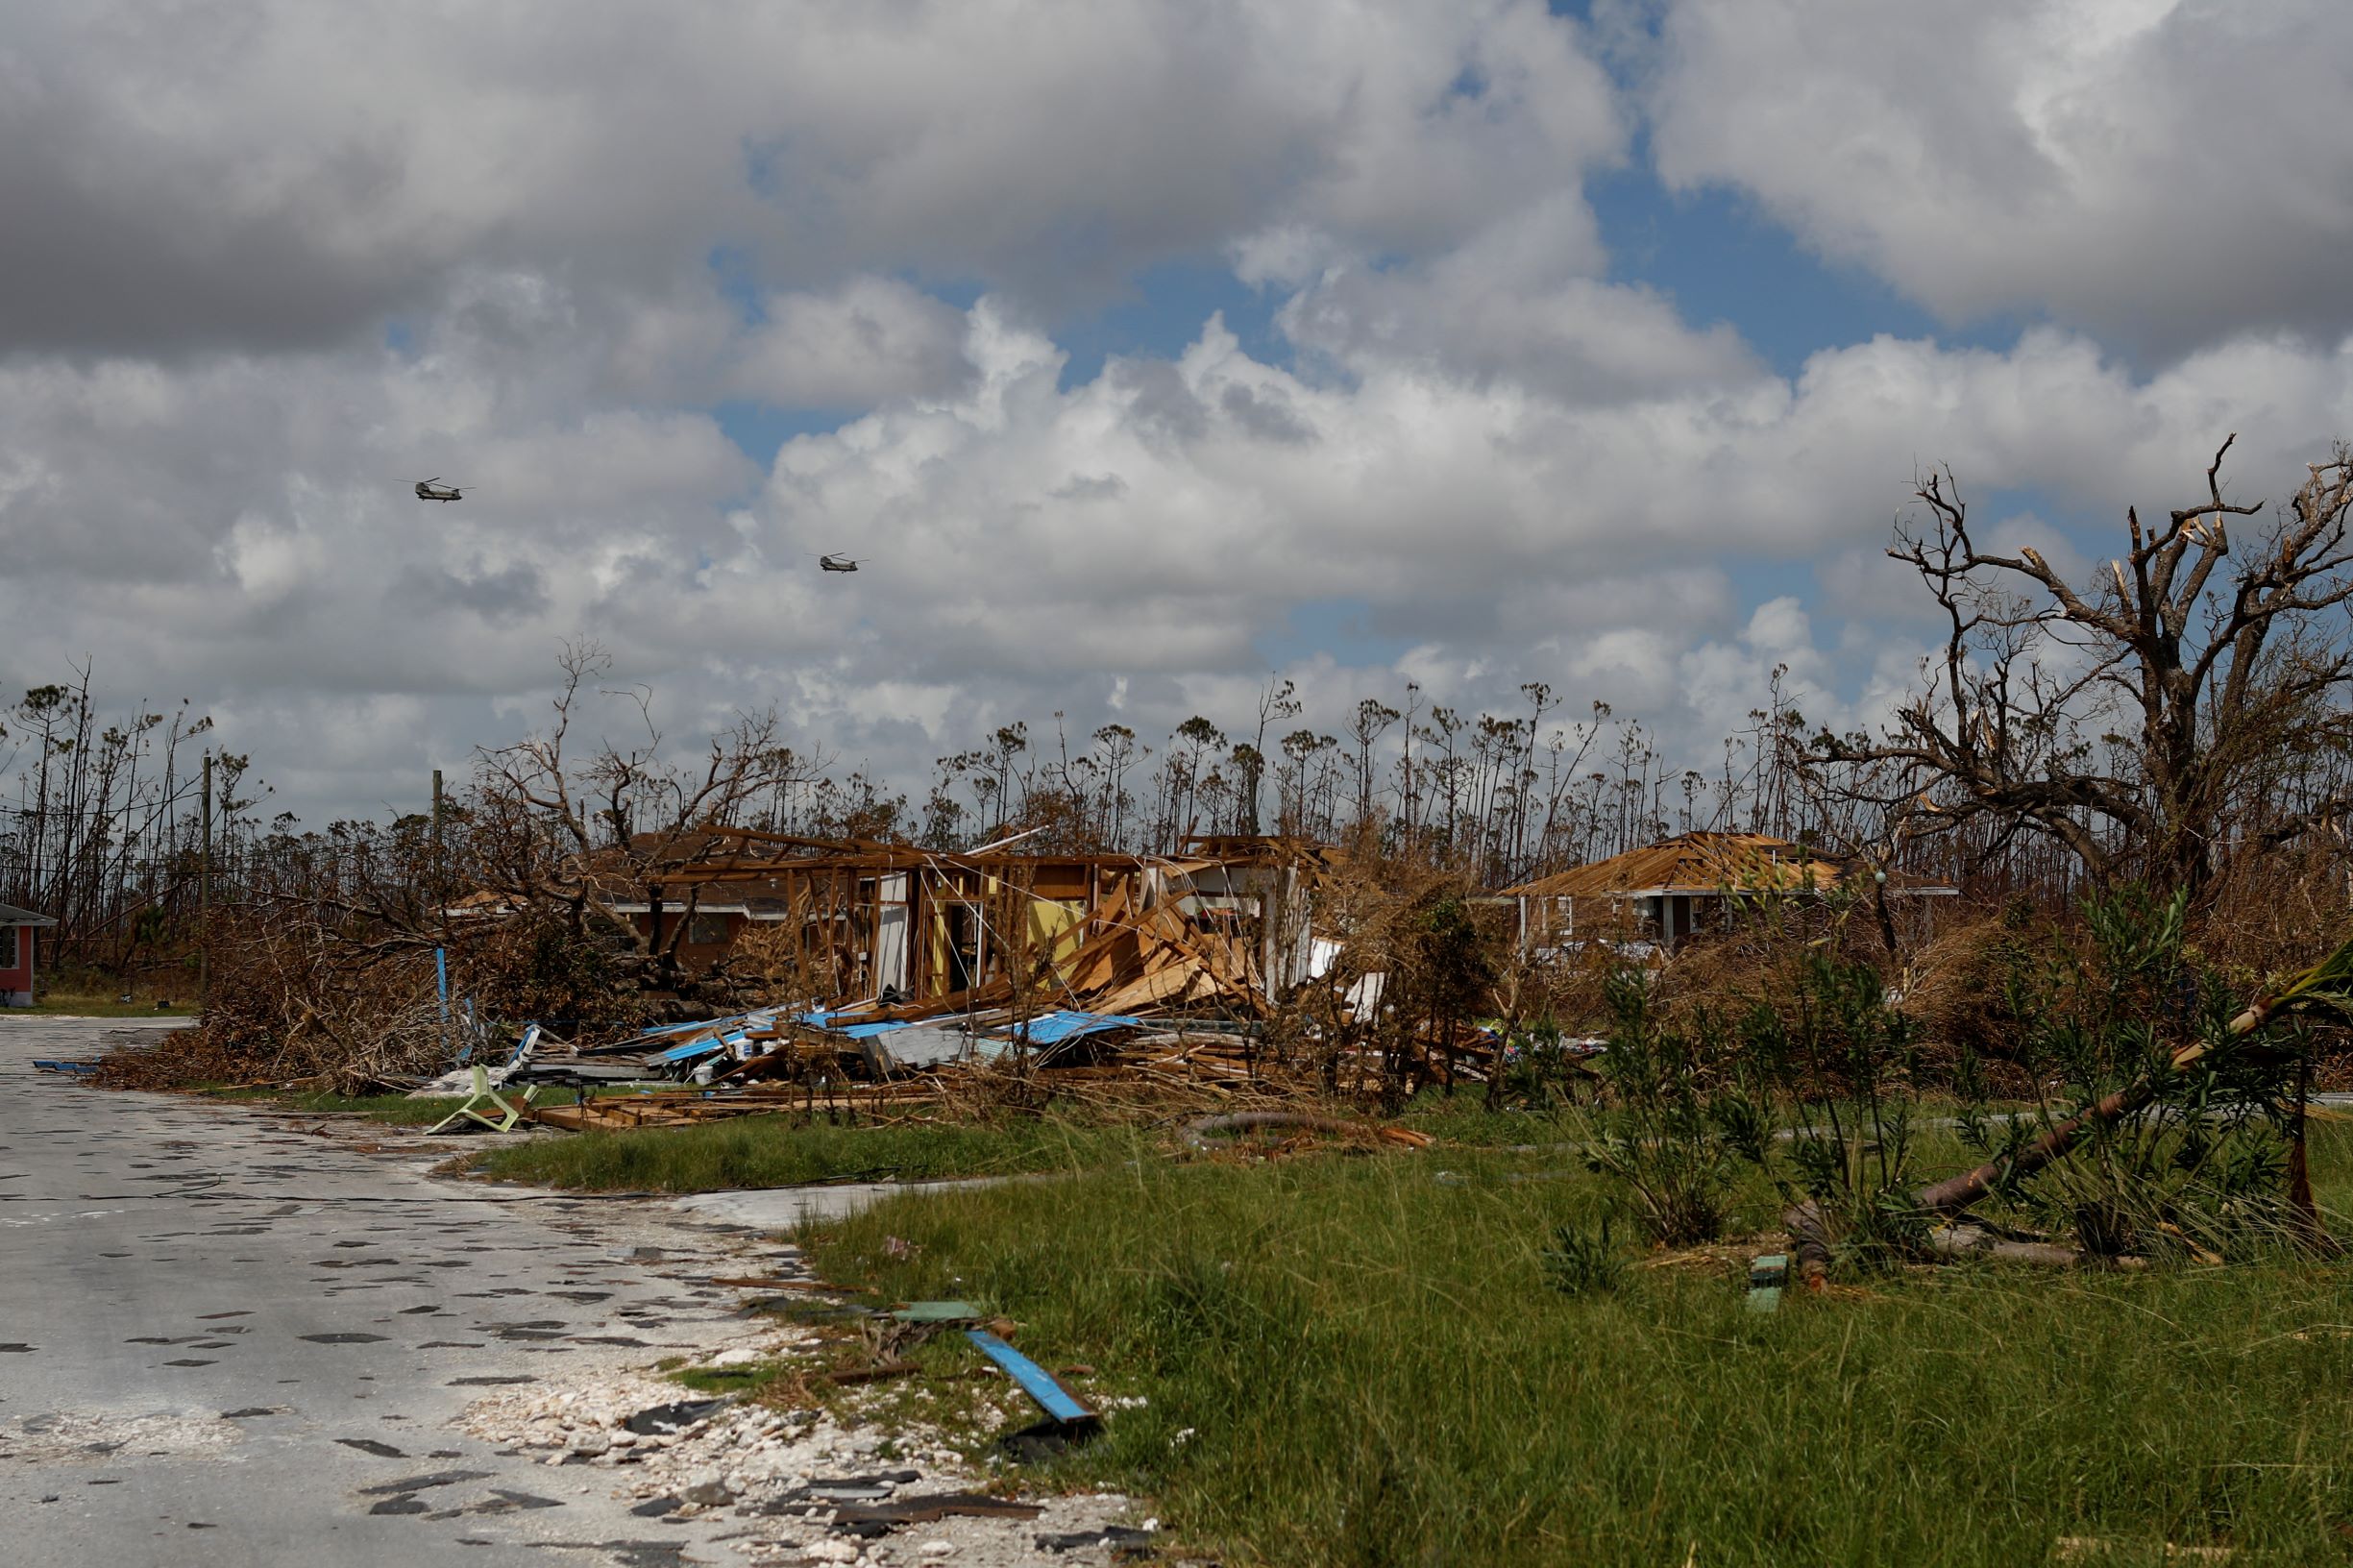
<box><xmin>1576</xmin><ymin>885</ymin><xmax>2340</xmax><ymax>1274</ymax></box>
<box><xmin>98</xmin><ymin>896</ymin><xmax>651</xmax><ymax>1095</ymax></box>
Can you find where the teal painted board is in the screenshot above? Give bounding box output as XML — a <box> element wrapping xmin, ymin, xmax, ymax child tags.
<box><xmin>1747</xmin><ymin>1252</ymin><xmax>1788</xmax><ymax>1313</ymax></box>
<box><xmin>964</xmin><ymin>1329</ymin><xmax>1093</xmax><ymax>1426</ymax></box>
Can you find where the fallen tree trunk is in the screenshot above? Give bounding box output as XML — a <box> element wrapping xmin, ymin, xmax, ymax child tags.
<box><xmin>1796</xmin><ymin>934</ymin><xmax>2353</xmax><ymax>1278</ymax></box>
<box><xmin>1911</xmin><ymin>999</ymin><xmax>2274</xmax><ymax>1217</ymax></box>
<box><xmin>1924</xmin><ymin>1223</ymin><xmax>2146</xmax><ymax>1269</ymax></box>
<box><xmin>1784</xmin><ymin>1200</ymin><xmax>1834</xmax><ymax>1288</ymax></box>
<box><xmin>1783</xmin><ymin>1202</ymin><xmax>2154</xmax><ymax>1274</ymax></box>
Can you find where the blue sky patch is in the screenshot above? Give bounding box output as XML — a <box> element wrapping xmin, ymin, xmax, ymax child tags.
<box><xmin>1586</xmin><ymin>164</ymin><xmax>2021</xmax><ymax>378</ymax></box>
<box><xmin>1052</xmin><ymin>259</ymin><xmax>1291</xmax><ymax>389</ymax></box>
<box><xmin>1258</xmin><ymin>596</ymin><xmax>1415</xmax><ymax>672</ymax></box>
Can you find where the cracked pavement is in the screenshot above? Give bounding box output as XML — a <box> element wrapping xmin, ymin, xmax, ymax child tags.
<box><xmin>0</xmin><ymin>1016</ymin><xmax>792</xmax><ymax>1566</ymax></box>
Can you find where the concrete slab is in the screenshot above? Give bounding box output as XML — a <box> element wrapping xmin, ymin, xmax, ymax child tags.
<box><xmin>670</xmin><ymin>1177</ymin><xmax>1013</xmax><ymax>1230</ymax></box>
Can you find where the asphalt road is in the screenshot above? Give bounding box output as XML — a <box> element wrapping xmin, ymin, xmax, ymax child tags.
<box><xmin>0</xmin><ymin>1017</ymin><xmax>781</xmax><ymax>1567</ymax></box>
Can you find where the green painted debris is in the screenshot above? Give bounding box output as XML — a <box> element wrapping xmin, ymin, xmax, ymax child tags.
<box><xmin>892</xmin><ymin>1300</ymin><xmax>982</xmax><ymax>1323</ymax></box>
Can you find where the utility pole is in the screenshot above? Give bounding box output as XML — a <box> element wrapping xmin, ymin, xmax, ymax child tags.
<box><xmin>432</xmin><ymin>768</ymin><xmax>450</xmax><ymax>1056</ymax></box>
<box><xmin>199</xmin><ymin>752</ymin><xmax>212</xmax><ymax>1012</ymax></box>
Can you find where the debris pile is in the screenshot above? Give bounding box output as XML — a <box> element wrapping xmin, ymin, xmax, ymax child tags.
<box><xmin>508</xmin><ymin>1013</ymin><xmax>1285</xmax><ymax>1132</ymax></box>
<box><xmin>109</xmin><ymin>825</ymin><xmax>1547</xmax><ymax>1125</ymax></box>
<box><xmin>409</xmin><ymin>832</ymin><xmax>1486</xmax><ymax>1131</ymax></box>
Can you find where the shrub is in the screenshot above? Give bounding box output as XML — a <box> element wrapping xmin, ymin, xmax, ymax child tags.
<box><xmin>1581</xmin><ymin>972</ymin><xmax>1748</xmax><ymax>1246</ymax></box>
<box><xmin>1538</xmin><ymin>1215</ymin><xmax>1626</xmax><ymax>1296</ymax></box>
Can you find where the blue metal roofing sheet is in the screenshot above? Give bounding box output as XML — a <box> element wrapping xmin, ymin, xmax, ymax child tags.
<box><xmin>1005</xmin><ymin>1010</ymin><xmax>1141</xmax><ymax>1045</ymax></box>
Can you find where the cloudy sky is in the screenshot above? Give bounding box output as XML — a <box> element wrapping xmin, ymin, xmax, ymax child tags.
<box><xmin>5</xmin><ymin>0</ymin><xmax>2351</xmax><ymax>823</ymax></box>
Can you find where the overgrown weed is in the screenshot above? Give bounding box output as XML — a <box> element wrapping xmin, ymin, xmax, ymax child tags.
<box><xmin>799</xmin><ymin>1130</ymin><xmax>2353</xmax><ymax>1568</ymax></box>
<box><xmin>1538</xmin><ymin>1214</ymin><xmax>1625</xmax><ymax>1296</ymax></box>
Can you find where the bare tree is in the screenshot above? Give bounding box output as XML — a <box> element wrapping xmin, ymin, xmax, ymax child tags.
<box><xmin>472</xmin><ymin>641</ymin><xmax>817</xmax><ymax>995</ymax></box>
<box><xmin>0</xmin><ymin>662</ymin><xmax>228</xmax><ymax>971</ymax></box>
<box><xmin>1242</xmin><ymin>674</ymin><xmax>1300</xmax><ymax>837</ymax></box>
<box><xmin>1349</xmin><ymin>698</ymin><xmax>1401</xmax><ymax>835</ymax></box>
<box><xmin>1816</xmin><ymin>436</ymin><xmax>2353</xmax><ymax>895</ymax></box>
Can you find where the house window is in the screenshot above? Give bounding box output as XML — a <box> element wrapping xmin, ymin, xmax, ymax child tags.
<box><xmin>0</xmin><ymin>925</ymin><xmax>16</xmax><ymax>969</ymax></box>
<box><xmin>685</xmin><ymin>913</ymin><xmax>732</xmax><ymax>946</ymax></box>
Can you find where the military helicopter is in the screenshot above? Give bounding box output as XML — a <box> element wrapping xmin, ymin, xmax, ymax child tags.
<box><xmin>413</xmin><ymin>478</ymin><xmax>467</xmax><ymax>502</ymax></box>
<box><xmin>818</xmin><ymin>552</ymin><xmax>861</xmax><ymax>573</ymax></box>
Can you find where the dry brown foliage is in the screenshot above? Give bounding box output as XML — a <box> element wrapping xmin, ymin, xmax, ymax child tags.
<box><xmin>1618</xmin><ymin>894</ymin><xmax>2035</xmax><ymax>1092</ymax></box>
<box><xmin>102</xmin><ymin>901</ymin><xmax>652</xmax><ymax>1093</ymax></box>
<box><xmin>101</xmin><ymin>915</ymin><xmax>448</xmax><ymax>1093</ymax></box>
<box><xmin>2194</xmin><ymin>837</ymin><xmax>2353</xmax><ymax>990</ymax></box>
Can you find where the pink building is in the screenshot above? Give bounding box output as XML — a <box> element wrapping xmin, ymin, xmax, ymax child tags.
<box><xmin>0</xmin><ymin>903</ymin><xmax>56</xmax><ymax>1007</ymax></box>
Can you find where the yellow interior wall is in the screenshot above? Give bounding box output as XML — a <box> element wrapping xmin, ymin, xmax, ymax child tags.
<box><xmin>1027</xmin><ymin>898</ymin><xmax>1087</xmax><ymax>977</ymax></box>
<box><xmin>918</xmin><ymin>882</ymin><xmax>1086</xmax><ymax>995</ymax></box>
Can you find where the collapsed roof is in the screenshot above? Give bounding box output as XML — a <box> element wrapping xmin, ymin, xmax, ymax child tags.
<box><xmin>1503</xmin><ymin>831</ymin><xmax>1955</xmax><ymax>899</ymax></box>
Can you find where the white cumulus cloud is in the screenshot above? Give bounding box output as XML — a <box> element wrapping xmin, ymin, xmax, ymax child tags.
<box><xmin>1644</xmin><ymin>0</ymin><xmax>2353</xmax><ymax>355</ymax></box>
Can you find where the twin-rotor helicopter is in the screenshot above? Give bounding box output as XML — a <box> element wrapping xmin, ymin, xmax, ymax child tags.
<box><xmin>412</xmin><ymin>479</ymin><xmax>864</xmax><ymax>575</ymax></box>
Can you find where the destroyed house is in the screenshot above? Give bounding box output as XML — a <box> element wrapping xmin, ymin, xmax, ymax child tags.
<box><xmin>1502</xmin><ymin>831</ymin><xmax>1956</xmax><ymax>954</ymax></box>
<box><xmin>525</xmin><ymin>828</ymin><xmax>1329</xmax><ymax>1006</ymax></box>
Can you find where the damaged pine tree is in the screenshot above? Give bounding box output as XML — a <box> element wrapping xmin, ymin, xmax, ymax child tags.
<box><xmin>1915</xmin><ymin>888</ymin><xmax>2339</xmax><ymax>1266</ymax></box>
<box><xmin>1581</xmin><ymin>886</ymin><xmax>2343</xmax><ymax>1279</ymax></box>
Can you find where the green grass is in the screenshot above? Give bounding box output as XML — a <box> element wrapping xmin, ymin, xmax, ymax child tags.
<box><xmin>199</xmin><ymin>1086</ymin><xmax>463</xmax><ymax>1126</ymax></box>
<box><xmin>469</xmin><ymin>1113</ymin><xmax>1158</xmax><ymax>1192</ymax></box>
<box><xmin>671</xmin><ymin>1360</ymin><xmax>793</xmax><ymax>1397</ymax></box>
<box><xmin>1392</xmin><ymin>1088</ymin><xmax>1590</xmax><ymax>1146</ymax></box>
<box><xmin>20</xmin><ymin>992</ymin><xmax>200</xmax><ymax>1017</ymax></box>
<box><xmin>467</xmin><ymin>1093</ymin><xmax>1506</xmax><ymax>1195</ymax></box>
<box><xmin>792</xmin><ymin>1124</ymin><xmax>2353</xmax><ymax>1568</ymax></box>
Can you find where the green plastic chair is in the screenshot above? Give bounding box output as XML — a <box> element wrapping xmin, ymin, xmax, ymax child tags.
<box><xmin>428</xmin><ymin>1065</ymin><xmax>540</xmax><ymax>1134</ymax></box>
